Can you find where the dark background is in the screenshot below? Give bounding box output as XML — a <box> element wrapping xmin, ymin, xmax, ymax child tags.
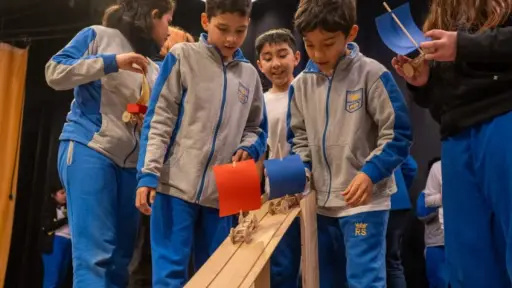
<box><xmin>2</xmin><ymin>0</ymin><xmax>440</xmax><ymax>287</ymax></box>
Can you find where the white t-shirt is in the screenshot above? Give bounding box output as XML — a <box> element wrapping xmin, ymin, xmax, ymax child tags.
<box><xmin>425</xmin><ymin>161</ymin><xmax>443</xmax><ymax>229</ymax></box>
<box><xmin>264</xmin><ymin>91</ymin><xmax>290</xmax><ymax>159</ymax></box>
<box><xmin>55</xmin><ymin>206</ymin><xmax>71</xmax><ymax>239</ymax></box>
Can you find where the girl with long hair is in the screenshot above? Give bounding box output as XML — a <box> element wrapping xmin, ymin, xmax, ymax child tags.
<box><xmin>393</xmin><ymin>1</ymin><xmax>512</xmax><ymax>287</ymax></box>
<box><xmin>45</xmin><ymin>0</ymin><xmax>174</xmax><ymax>286</ymax></box>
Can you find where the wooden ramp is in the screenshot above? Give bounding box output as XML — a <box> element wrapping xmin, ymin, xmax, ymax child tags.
<box><xmin>186</xmin><ymin>192</ymin><xmax>319</xmax><ymax>288</ymax></box>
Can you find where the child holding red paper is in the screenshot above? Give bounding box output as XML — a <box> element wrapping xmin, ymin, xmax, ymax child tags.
<box><xmin>255</xmin><ymin>28</ymin><xmax>302</xmax><ymax>288</ymax></box>
<box><xmin>135</xmin><ymin>0</ymin><xmax>268</xmax><ymax>286</ymax></box>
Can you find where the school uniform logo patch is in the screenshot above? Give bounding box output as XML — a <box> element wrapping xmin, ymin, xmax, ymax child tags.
<box><xmin>345</xmin><ymin>89</ymin><xmax>363</xmax><ymax>113</ymax></box>
<box><xmin>238</xmin><ymin>82</ymin><xmax>250</xmax><ymax>104</ymax></box>
<box><xmin>355</xmin><ymin>222</ymin><xmax>367</xmax><ymax>236</ymax></box>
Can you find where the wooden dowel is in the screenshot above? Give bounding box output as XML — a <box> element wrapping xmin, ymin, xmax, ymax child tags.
<box><xmin>382</xmin><ymin>2</ymin><xmax>424</xmax><ymax>55</ymax></box>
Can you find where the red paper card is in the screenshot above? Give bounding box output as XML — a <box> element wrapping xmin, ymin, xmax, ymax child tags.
<box><xmin>213</xmin><ymin>160</ymin><xmax>262</xmax><ymax>217</ymax></box>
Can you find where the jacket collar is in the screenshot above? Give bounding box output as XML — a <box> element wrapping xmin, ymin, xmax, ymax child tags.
<box><xmin>199</xmin><ymin>33</ymin><xmax>248</xmax><ymax>63</ymax></box>
<box><xmin>304</xmin><ymin>42</ymin><xmax>360</xmax><ymax>75</ymax></box>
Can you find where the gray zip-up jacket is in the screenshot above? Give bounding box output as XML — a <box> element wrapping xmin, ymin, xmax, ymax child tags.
<box><xmin>137</xmin><ymin>34</ymin><xmax>267</xmax><ymax>208</ymax></box>
<box><xmin>45</xmin><ymin>25</ymin><xmax>159</xmax><ymax>167</ymax></box>
<box><xmin>287</xmin><ymin>43</ymin><xmax>412</xmax><ymax>210</ymax></box>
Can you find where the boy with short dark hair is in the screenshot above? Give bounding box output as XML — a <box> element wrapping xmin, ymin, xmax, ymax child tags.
<box><xmin>136</xmin><ymin>0</ymin><xmax>268</xmax><ymax>286</ymax></box>
<box><xmin>255</xmin><ymin>28</ymin><xmax>301</xmax><ymax>287</ymax></box>
<box><xmin>290</xmin><ymin>0</ymin><xmax>413</xmax><ymax>287</ymax></box>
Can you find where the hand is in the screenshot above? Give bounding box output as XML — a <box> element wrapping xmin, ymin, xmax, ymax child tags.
<box><xmin>116</xmin><ymin>53</ymin><xmax>149</xmax><ymax>74</ymax></box>
<box><xmin>136</xmin><ymin>187</ymin><xmax>156</xmax><ymax>215</ymax></box>
<box><xmin>392</xmin><ymin>55</ymin><xmax>430</xmax><ymax>87</ymax></box>
<box><xmin>342</xmin><ymin>173</ymin><xmax>373</xmax><ymax>207</ymax></box>
<box><xmin>421</xmin><ymin>30</ymin><xmax>457</xmax><ymax>62</ymax></box>
<box><xmin>232</xmin><ymin>149</ymin><xmax>251</xmax><ymax>163</ymax></box>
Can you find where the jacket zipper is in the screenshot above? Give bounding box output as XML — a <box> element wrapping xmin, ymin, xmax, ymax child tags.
<box><xmin>195</xmin><ymin>64</ymin><xmax>229</xmax><ymax>203</ymax></box>
<box><xmin>123</xmin><ymin>123</ymin><xmax>139</xmax><ymax>166</ymax></box>
<box><xmin>322</xmin><ymin>79</ymin><xmax>334</xmax><ymax>206</ymax></box>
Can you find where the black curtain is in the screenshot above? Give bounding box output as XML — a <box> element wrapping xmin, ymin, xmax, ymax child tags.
<box><xmin>6</xmin><ymin>0</ymin><xmax>440</xmax><ymax>287</ymax></box>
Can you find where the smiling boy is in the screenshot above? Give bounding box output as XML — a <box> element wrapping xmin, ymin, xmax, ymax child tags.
<box><xmin>255</xmin><ymin>29</ymin><xmax>301</xmax><ymax>287</ymax></box>
<box><xmin>288</xmin><ymin>0</ymin><xmax>412</xmax><ymax>286</ymax></box>
<box><xmin>135</xmin><ymin>0</ymin><xmax>268</xmax><ymax>286</ymax></box>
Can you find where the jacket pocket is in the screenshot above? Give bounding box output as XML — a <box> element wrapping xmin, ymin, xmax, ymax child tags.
<box><xmin>325</xmin><ymin>144</ymin><xmax>361</xmax><ymax>192</ymax></box>
<box><xmin>66</xmin><ymin>141</ymin><xmax>75</xmax><ymax>166</ymax></box>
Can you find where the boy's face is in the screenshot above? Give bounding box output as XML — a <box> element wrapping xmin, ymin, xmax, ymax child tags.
<box><xmin>257</xmin><ymin>42</ymin><xmax>300</xmax><ymax>88</ymax></box>
<box><xmin>201</xmin><ymin>12</ymin><xmax>250</xmax><ymax>60</ymax></box>
<box><xmin>53</xmin><ymin>189</ymin><xmax>67</xmax><ymax>205</ymax></box>
<box><xmin>303</xmin><ymin>26</ymin><xmax>358</xmax><ymax>75</ymax></box>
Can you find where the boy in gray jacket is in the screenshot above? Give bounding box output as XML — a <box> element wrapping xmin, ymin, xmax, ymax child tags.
<box><xmin>289</xmin><ymin>0</ymin><xmax>412</xmax><ymax>287</ymax></box>
<box><xmin>135</xmin><ymin>0</ymin><xmax>267</xmax><ymax>286</ymax></box>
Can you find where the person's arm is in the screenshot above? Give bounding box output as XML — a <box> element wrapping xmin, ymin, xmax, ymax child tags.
<box><xmin>424</xmin><ymin>161</ymin><xmax>442</xmax><ymax>207</ymax></box>
<box><xmin>45</xmin><ymin>27</ymin><xmax>119</xmax><ymax>90</ymax></box>
<box><xmin>401</xmin><ymin>155</ymin><xmax>418</xmax><ymax>190</ymax></box>
<box><xmin>287</xmin><ymin>83</ymin><xmax>312</xmax><ymax>172</ymax></box>
<box><xmin>236</xmin><ymin>78</ymin><xmax>268</xmax><ymax>161</ymax></box>
<box><xmin>137</xmin><ymin>51</ymin><xmax>183</xmax><ymax>189</ymax></box>
<box><xmin>416</xmin><ymin>191</ymin><xmax>438</xmax><ymax>222</ymax></box>
<box><xmin>361</xmin><ymin>71</ymin><xmax>413</xmax><ymax>184</ymax></box>
<box><xmin>457</xmin><ymin>26</ymin><xmax>512</xmax><ymax>62</ymax></box>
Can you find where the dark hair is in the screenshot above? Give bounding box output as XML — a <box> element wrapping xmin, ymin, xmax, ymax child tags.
<box><xmin>103</xmin><ymin>0</ymin><xmax>175</xmax><ymax>55</ymax></box>
<box><xmin>427</xmin><ymin>157</ymin><xmax>441</xmax><ymax>175</ymax></box>
<box><xmin>205</xmin><ymin>0</ymin><xmax>252</xmax><ymax>19</ymax></box>
<box><xmin>294</xmin><ymin>0</ymin><xmax>356</xmax><ymax>36</ymax></box>
<box><xmin>255</xmin><ymin>29</ymin><xmax>297</xmax><ymax>59</ymax></box>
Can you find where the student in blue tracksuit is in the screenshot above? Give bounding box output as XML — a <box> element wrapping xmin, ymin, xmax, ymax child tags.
<box><xmin>290</xmin><ymin>0</ymin><xmax>413</xmax><ymax>287</ymax></box>
<box><xmin>416</xmin><ymin>157</ymin><xmax>449</xmax><ymax>288</ymax></box>
<box><xmin>135</xmin><ymin>0</ymin><xmax>267</xmax><ymax>286</ymax></box>
<box><xmin>255</xmin><ymin>28</ymin><xmax>302</xmax><ymax>288</ymax></box>
<box><xmin>129</xmin><ymin>25</ymin><xmax>194</xmax><ymax>288</ymax></box>
<box><xmin>44</xmin><ymin>1</ymin><xmax>174</xmax><ymax>286</ymax></box>
<box><xmin>386</xmin><ymin>155</ymin><xmax>418</xmax><ymax>288</ymax></box>
<box><xmin>393</xmin><ymin>0</ymin><xmax>512</xmax><ymax>286</ymax></box>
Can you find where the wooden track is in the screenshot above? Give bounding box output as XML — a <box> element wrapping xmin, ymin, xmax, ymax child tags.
<box><xmin>186</xmin><ymin>192</ymin><xmax>319</xmax><ymax>288</ymax></box>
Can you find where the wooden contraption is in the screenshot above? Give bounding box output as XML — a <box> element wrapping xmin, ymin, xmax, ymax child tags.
<box><xmin>122</xmin><ymin>74</ymin><xmax>150</xmax><ymax>128</ymax></box>
<box><xmin>186</xmin><ymin>192</ymin><xmax>319</xmax><ymax>288</ymax></box>
<box><xmin>382</xmin><ymin>2</ymin><xmax>426</xmax><ymax>77</ymax></box>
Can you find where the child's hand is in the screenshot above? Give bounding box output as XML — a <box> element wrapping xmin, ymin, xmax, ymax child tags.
<box><xmin>116</xmin><ymin>53</ymin><xmax>149</xmax><ymax>74</ymax></box>
<box><xmin>232</xmin><ymin>149</ymin><xmax>252</xmax><ymax>163</ymax></box>
<box><xmin>342</xmin><ymin>173</ymin><xmax>373</xmax><ymax>207</ymax></box>
<box><xmin>392</xmin><ymin>55</ymin><xmax>429</xmax><ymax>87</ymax></box>
<box><xmin>421</xmin><ymin>30</ymin><xmax>457</xmax><ymax>62</ymax></box>
<box><xmin>136</xmin><ymin>187</ymin><xmax>156</xmax><ymax>215</ymax></box>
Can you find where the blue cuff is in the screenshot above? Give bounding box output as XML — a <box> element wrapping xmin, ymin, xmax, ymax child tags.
<box><xmin>361</xmin><ymin>162</ymin><xmax>385</xmax><ymax>184</ymax></box>
<box><xmin>237</xmin><ymin>146</ymin><xmax>261</xmax><ymax>161</ymax></box>
<box><xmin>137</xmin><ymin>173</ymin><xmax>159</xmax><ymax>189</ymax></box>
<box><xmin>102</xmin><ymin>54</ymin><xmax>119</xmax><ymax>75</ymax></box>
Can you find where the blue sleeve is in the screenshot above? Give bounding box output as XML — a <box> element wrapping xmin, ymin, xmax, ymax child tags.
<box><xmin>416</xmin><ymin>191</ymin><xmax>438</xmax><ymax>219</ymax></box>
<box><xmin>287</xmin><ymin>84</ymin><xmax>312</xmax><ymax>171</ymax></box>
<box><xmin>401</xmin><ymin>155</ymin><xmax>418</xmax><ymax>190</ymax></box>
<box><xmin>361</xmin><ymin>71</ymin><xmax>413</xmax><ymax>184</ymax></box>
<box><xmin>137</xmin><ymin>53</ymin><xmax>182</xmax><ymax>189</ymax></box>
<box><xmin>45</xmin><ymin>27</ymin><xmax>118</xmax><ymax>91</ymax></box>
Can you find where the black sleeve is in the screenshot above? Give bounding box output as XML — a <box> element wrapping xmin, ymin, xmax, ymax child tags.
<box><xmin>457</xmin><ymin>27</ymin><xmax>512</xmax><ymax>63</ymax></box>
<box><xmin>41</xmin><ymin>201</ymin><xmax>68</xmax><ymax>234</ymax></box>
<box><xmin>407</xmin><ymin>82</ymin><xmax>431</xmax><ymax>108</ymax></box>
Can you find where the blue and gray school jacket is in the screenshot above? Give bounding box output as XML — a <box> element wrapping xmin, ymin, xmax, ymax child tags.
<box><xmin>391</xmin><ymin>155</ymin><xmax>417</xmax><ymax>210</ymax></box>
<box><xmin>45</xmin><ymin>25</ymin><xmax>160</xmax><ymax>168</ymax></box>
<box><xmin>287</xmin><ymin>42</ymin><xmax>413</xmax><ymax>209</ymax></box>
<box><xmin>137</xmin><ymin>34</ymin><xmax>267</xmax><ymax>208</ymax></box>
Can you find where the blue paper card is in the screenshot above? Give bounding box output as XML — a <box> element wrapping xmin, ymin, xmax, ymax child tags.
<box><xmin>264</xmin><ymin>155</ymin><xmax>307</xmax><ymax>200</ymax></box>
<box><xmin>375</xmin><ymin>3</ymin><xmax>430</xmax><ymax>55</ymax></box>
